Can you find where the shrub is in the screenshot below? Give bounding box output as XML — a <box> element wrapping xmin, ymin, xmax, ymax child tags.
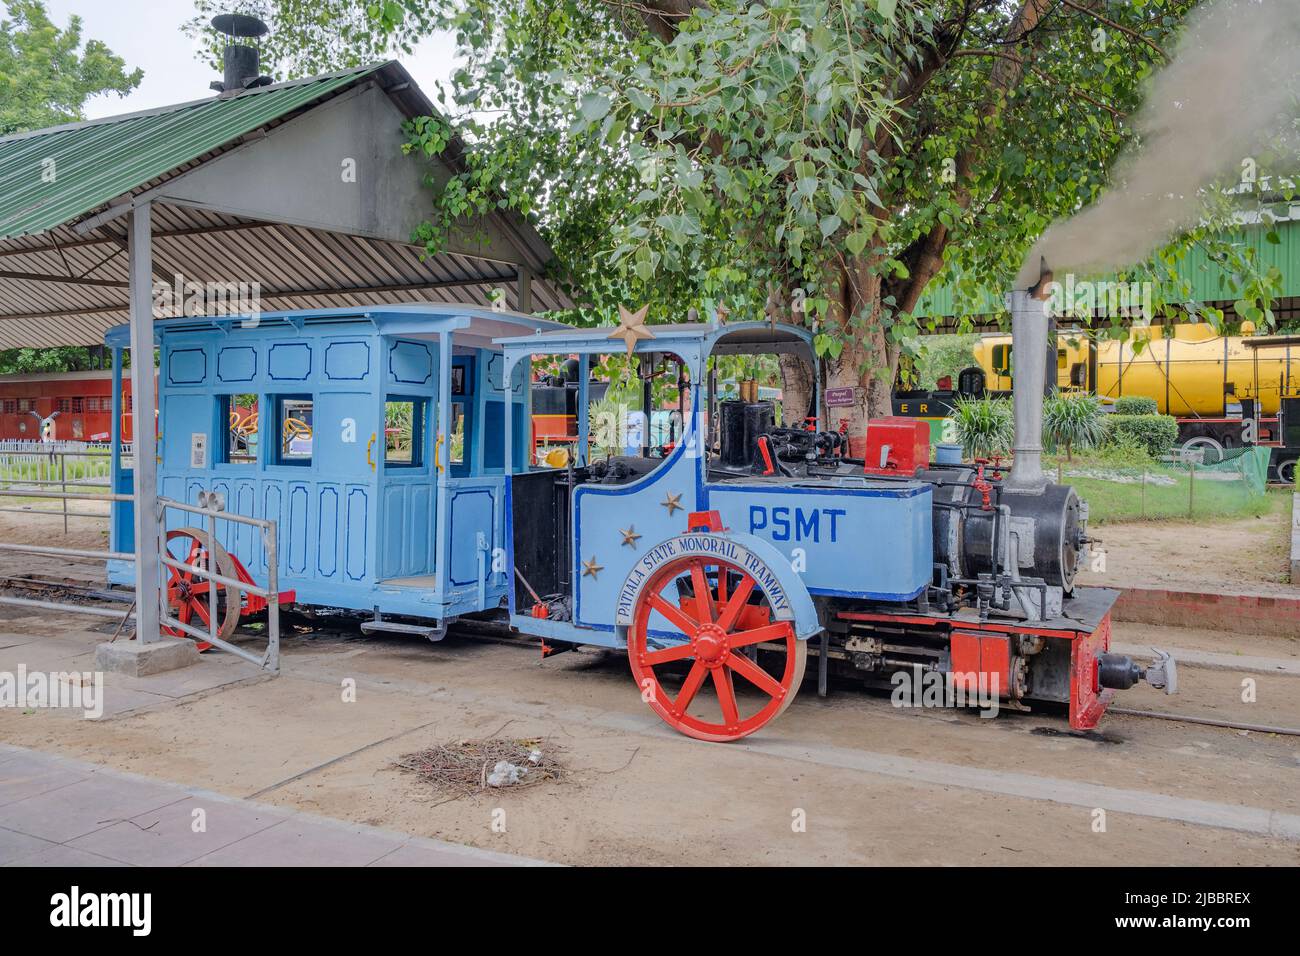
<box><xmin>1103</xmin><ymin>413</ymin><xmax>1179</xmax><ymax>457</ymax></box>
<box><xmin>1114</xmin><ymin>395</ymin><xmax>1159</xmax><ymax>416</ymax></box>
<box><xmin>1043</xmin><ymin>393</ymin><xmax>1105</xmax><ymax>461</ymax></box>
<box><xmin>948</xmin><ymin>396</ymin><xmax>1014</xmax><ymax>459</ymax></box>
<box><xmin>1089</xmin><ymin>432</ymin><xmax>1155</xmax><ymax>469</ymax></box>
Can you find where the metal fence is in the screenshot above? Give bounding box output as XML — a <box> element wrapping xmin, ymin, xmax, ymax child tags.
<box><xmin>157</xmin><ymin>495</ymin><xmax>281</xmax><ymax>673</ymax></box>
<box><xmin>0</xmin><ymin>440</ymin><xmax>131</xmax><ymax>531</ymax></box>
<box><xmin>0</xmin><ymin>482</ymin><xmax>281</xmax><ymax>674</ymax></box>
<box><xmin>0</xmin><ymin>487</ymin><xmax>137</xmax><ymax>626</ymax></box>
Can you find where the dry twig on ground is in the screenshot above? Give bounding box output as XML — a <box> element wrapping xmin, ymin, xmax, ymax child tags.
<box><xmin>395</xmin><ymin>737</ymin><xmax>565</xmax><ymax>796</ymax></box>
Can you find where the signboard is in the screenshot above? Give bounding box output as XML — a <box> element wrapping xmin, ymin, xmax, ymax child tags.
<box><xmin>825</xmin><ymin>386</ymin><xmax>857</xmax><ymax>407</ymax></box>
<box><xmin>614</xmin><ymin>533</ymin><xmax>795</xmax><ymax>626</ymax></box>
<box><xmin>190</xmin><ymin>432</ymin><xmax>208</xmax><ymax>469</ymax></box>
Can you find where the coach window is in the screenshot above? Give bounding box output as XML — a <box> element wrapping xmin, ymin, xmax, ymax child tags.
<box><xmin>384</xmin><ymin>397</ymin><xmax>428</xmax><ymax>467</ymax></box>
<box><xmin>274</xmin><ymin>395</ymin><xmax>313</xmax><ymax>465</ymax></box>
<box><xmin>220</xmin><ymin>394</ymin><xmax>259</xmax><ymax>464</ymax></box>
<box><xmin>991</xmin><ymin>344</ymin><xmax>1011</xmax><ymax>376</ymax></box>
<box><xmin>449</xmin><ymin>403</ymin><xmax>465</xmax><ymax>464</ymax></box>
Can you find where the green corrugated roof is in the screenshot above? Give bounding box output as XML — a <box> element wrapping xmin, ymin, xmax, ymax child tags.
<box><xmin>916</xmin><ymin>217</ymin><xmax>1300</xmax><ymax>319</ymax></box>
<box><xmin>0</xmin><ymin>65</ymin><xmax>382</xmax><ymax>239</ymax></box>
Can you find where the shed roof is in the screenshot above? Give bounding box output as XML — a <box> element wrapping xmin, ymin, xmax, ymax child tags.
<box><xmin>0</xmin><ymin>66</ymin><xmax>377</xmax><ymax>239</ymax></box>
<box><xmin>0</xmin><ymin>62</ymin><xmax>574</xmax><ymax>350</ymax></box>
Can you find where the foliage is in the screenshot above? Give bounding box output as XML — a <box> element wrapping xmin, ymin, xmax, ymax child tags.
<box><xmin>383</xmin><ymin>399</ymin><xmax>414</xmax><ymax>460</ymax></box>
<box><xmin>0</xmin><ymin>346</ymin><xmax>101</xmax><ymax>374</ymax></box>
<box><xmin>1113</xmin><ymin>395</ymin><xmax>1158</xmax><ymax>416</ymax></box>
<box><xmin>0</xmin><ymin>0</ymin><xmax>142</xmax><ymax>135</ymax></box>
<box><xmin>183</xmin><ymin>0</ymin><xmax>440</xmax><ymax>80</ymax></box>
<box><xmin>1079</xmin><ymin>432</ymin><xmax>1154</xmax><ymax>471</ymax></box>
<box><xmin>1102</xmin><ymin>413</ymin><xmax>1179</xmax><ymax>458</ymax></box>
<box><xmin>902</xmin><ymin>333</ymin><xmax>977</xmax><ymax>390</ymax></box>
<box><xmin>250</xmin><ymin>0</ymin><xmax>1286</xmax><ymax>422</ymax></box>
<box><xmin>948</xmin><ymin>395</ymin><xmax>1013</xmax><ymax>460</ymax></box>
<box><xmin>1042</xmin><ymin>392</ymin><xmax>1104</xmax><ymax>461</ymax></box>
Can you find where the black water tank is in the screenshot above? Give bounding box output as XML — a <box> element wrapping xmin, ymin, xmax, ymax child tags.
<box><xmin>958</xmin><ymin>366</ymin><xmax>986</xmax><ymax>398</ymax></box>
<box><xmin>720</xmin><ymin>400</ymin><xmax>774</xmax><ymax>469</ymax></box>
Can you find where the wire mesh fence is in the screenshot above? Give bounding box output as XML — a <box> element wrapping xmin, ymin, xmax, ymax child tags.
<box><xmin>1057</xmin><ymin>446</ymin><xmax>1272</xmax><ymax>522</ymax></box>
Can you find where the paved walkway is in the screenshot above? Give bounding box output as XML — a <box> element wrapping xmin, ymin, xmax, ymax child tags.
<box><xmin>0</xmin><ymin>744</ymin><xmax>546</xmax><ymax>867</ymax></box>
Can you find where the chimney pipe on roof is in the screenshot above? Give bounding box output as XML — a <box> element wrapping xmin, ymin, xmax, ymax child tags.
<box><xmin>209</xmin><ymin>13</ymin><xmax>273</xmax><ymax>95</ymax></box>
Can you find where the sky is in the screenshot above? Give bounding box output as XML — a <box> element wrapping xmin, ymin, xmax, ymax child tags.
<box><xmin>45</xmin><ymin>0</ymin><xmax>461</xmax><ymax>120</ymax></box>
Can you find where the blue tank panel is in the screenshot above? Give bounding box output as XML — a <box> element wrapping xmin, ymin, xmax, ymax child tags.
<box><xmin>705</xmin><ymin>479</ymin><xmax>933</xmax><ymax>601</ymax></box>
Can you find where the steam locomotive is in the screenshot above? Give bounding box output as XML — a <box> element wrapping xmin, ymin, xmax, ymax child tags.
<box><xmin>658</xmin><ymin>288</ymin><xmax>1178</xmax><ymax>732</ymax></box>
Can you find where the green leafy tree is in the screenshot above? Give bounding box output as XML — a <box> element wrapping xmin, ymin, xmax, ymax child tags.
<box><xmin>0</xmin><ymin>346</ymin><xmax>97</xmax><ymax>374</ymax></box>
<box><xmin>255</xmin><ymin>0</ymin><xmax>1288</xmax><ymax>434</ymax></box>
<box><xmin>0</xmin><ymin>0</ymin><xmax>142</xmax><ymax>135</ymax></box>
<box><xmin>182</xmin><ymin>0</ymin><xmax>440</xmax><ymax>80</ymax></box>
<box><xmin>0</xmin><ymin>1</ymin><xmax>141</xmax><ymax>373</ymax></box>
<box><xmin>904</xmin><ymin>333</ymin><xmax>977</xmax><ymax>390</ymax></box>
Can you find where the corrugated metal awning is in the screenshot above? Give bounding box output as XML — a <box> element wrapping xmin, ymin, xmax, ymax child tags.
<box><xmin>0</xmin><ymin>62</ymin><xmax>574</xmax><ymax>349</ymax></box>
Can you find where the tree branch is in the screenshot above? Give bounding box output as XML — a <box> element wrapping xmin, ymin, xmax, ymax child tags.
<box><xmin>1059</xmin><ymin>0</ymin><xmax>1168</xmax><ymax>60</ymax></box>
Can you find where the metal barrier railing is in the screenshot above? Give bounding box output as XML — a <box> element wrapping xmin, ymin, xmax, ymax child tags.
<box><xmin>0</xmin><ymin>488</ymin><xmax>136</xmax><ymax>625</ymax></box>
<box><xmin>0</xmin><ymin>487</ymin><xmax>281</xmax><ymax>673</ymax></box>
<box><xmin>156</xmin><ymin>494</ymin><xmax>281</xmax><ymax>674</ymax></box>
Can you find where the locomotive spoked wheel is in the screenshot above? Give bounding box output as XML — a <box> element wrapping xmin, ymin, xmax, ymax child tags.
<box><xmin>627</xmin><ymin>554</ymin><xmax>806</xmax><ymax>742</ymax></box>
<box><xmin>161</xmin><ymin>528</ymin><xmax>241</xmax><ymax>651</ymax></box>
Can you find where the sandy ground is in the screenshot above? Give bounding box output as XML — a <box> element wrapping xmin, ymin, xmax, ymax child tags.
<box><xmin>2</xmin><ymin>503</ymin><xmax>1298</xmax><ymax>866</ymax></box>
<box><xmin>0</xmin><ymin>505</ymin><xmax>112</xmax><ymax>586</ymax></box>
<box><xmin>2</xmin><ymin>607</ymin><xmax>1298</xmax><ymax>867</ymax></box>
<box><xmin>1076</xmin><ymin>502</ymin><xmax>1297</xmax><ymax>596</ymax></box>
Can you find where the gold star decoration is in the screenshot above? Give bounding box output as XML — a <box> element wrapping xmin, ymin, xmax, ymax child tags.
<box><xmin>607</xmin><ymin>303</ymin><xmax>654</xmax><ymax>356</ymax></box>
<box><xmin>619</xmin><ymin>526</ymin><xmax>642</xmax><ymax>548</ymax></box>
<box><xmin>661</xmin><ymin>492</ymin><xmax>683</xmax><ymax>516</ymax></box>
<box><xmin>582</xmin><ymin>556</ymin><xmax>604</xmax><ymax>579</ymax></box>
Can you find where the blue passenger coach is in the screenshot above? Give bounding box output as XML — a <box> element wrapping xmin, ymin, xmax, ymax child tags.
<box><xmin>107</xmin><ymin>305</ymin><xmax>565</xmax><ymax>634</ymax></box>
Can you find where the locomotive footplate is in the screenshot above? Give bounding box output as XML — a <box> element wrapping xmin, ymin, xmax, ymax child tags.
<box><xmin>832</xmin><ymin>586</ymin><xmax>1173</xmax><ymax>730</ymax></box>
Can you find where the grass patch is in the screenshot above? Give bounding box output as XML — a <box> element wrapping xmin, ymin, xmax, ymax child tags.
<box><xmin>1063</xmin><ymin>473</ymin><xmax>1282</xmax><ymax>524</ymax></box>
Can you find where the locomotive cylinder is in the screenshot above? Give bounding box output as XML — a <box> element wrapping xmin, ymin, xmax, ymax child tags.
<box><xmin>919</xmin><ymin>467</ymin><xmax>1085</xmax><ymax>591</ymax></box>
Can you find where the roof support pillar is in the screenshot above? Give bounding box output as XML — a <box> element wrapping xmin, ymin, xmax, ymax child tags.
<box><xmin>127</xmin><ymin>202</ymin><xmax>161</xmax><ymax>643</ymax></box>
<box><xmin>516</xmin><ymin>266</ymin><xmax>533</xmax><ymax>314</ymax></box>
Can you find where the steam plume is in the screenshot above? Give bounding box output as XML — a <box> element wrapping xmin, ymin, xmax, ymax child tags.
<box><xmin>1018</xmin><ymin>0</ymin><xmax>1300</xmax><ymax>288</ymax></box>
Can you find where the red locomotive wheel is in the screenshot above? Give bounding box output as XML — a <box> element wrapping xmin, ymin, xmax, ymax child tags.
<box><xmin>627</xmin><ymin>553</ymin><xmax>806</xmax><ymax>742</ymax></box>
<box><xmin>161</xmin><ymin>528</ymin><xmax>241</xmax><ymax>650</ymax></box>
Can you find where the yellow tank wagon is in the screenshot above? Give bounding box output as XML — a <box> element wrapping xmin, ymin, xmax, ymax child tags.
<box><xmin>967</xmin><ymin>324</ymin><xmax>1300</xmax><ymax>478</ymax></box>
<box><xmin>972</xmin><ymin>323</ymin><xmax>1300</xmax><ymax>416</ymax></box>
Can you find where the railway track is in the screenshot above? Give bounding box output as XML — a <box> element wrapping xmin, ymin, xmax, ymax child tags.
<box><xmin>4</xmin><ymin>574</ymin><xmax>1298</xmax><ymax>737</ymax></box>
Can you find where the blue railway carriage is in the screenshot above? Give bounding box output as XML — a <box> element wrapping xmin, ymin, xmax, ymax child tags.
<box><xmin>106</xmin><ymin>304</ymin><xmax>1173</xmax><ymax>742</ymax></box>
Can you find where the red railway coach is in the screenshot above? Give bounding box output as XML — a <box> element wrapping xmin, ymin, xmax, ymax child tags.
<box><xmin>0</xmin><ymin>370</ymin><xmax>136</xmax><ymax>443</ymax></box>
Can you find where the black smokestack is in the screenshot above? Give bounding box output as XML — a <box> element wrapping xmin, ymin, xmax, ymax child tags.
<box><xmin>209</xmin><ymin>13</ymin><xmax>272</xmax><ymax>94</ymax></box>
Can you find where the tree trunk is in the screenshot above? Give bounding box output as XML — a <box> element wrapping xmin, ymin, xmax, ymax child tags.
<box><xmin>774</xmin><ymin>258</ymin><xmax>900</xmax><ymax>453</ymax></box>
<box><xmin>777</xmin><ymin>352</ymin><xmax>814</xmax><ymax>427</ymax></box>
